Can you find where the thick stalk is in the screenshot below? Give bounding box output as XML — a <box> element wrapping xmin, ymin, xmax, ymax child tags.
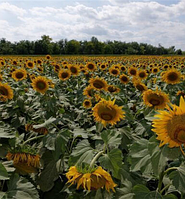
<box><xmin>89</xmin><ymin>151</ymin><xmax>104</xmax><ymax>170</ymax></box>
<box><xmin>23</xmin><ymin>135</ymin><xmax>45</xmax><ymax>145</ymax></box>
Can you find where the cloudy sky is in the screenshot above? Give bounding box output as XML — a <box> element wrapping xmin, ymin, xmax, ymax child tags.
<box><xmin>0</xmin><ymin>0</ymin><xmax>185</xmax><ymax>50</ymax></box>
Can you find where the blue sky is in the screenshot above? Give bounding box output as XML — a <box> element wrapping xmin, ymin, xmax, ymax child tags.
<box><xmin>0</xmin><ymin>0</ymin><xmax>185</xmax><ymax>50</ymax></box>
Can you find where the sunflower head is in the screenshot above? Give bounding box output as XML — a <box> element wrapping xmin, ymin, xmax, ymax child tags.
<box><xmin>143</xmin><ymin>88</ymin><xmax>169</xmax><ymax>109</ymax></box>
<box><xmin>0</xmin><ymin>83</ymin><xmax>13</xmax><ymax>101</ymax></box>
<box><xmin>26</xmin><ymin>61</ymin><xmax>35</xmax><ymax>69</ymax></box>
<box><xmin>83</xmin><ymin>85</ymin><xmax>95</xmax><ymax>98</ymax></box>
<box><xmin>128</xmin><ymin>67</ymin><xmax>137</xmax><ymax>76</ymax></box>
<box><xmin>83</xmin><ymin>99</ymin><xmax>92</xmax><ymax>108</ymax></box>
<box><xmin>138</xmin><ymin>70</ymin><xmax>148</xmax><ymax>80</ymax></box>
<box><xmin>69</xmin><ymin>65</ymin><xmax>80</xmax><ymax>76</ymax></box>
<box><xmin>89</xmin><ymin>77</ymin><xmax>108</xmax><ymax>91</ymax></box>
<box><xmin>119</xmin><ymin>74</ymin><xmax>129</xmax><ymax>84</ymax></box>
<box><xmin>58</xmin><ymin>69</ymin><xmax>71</xmax><ymax>81</ymax></box>
<box><xmin>133</xmin><ymin>79</ymin><xmax>147</xmax><ymax>92</ymax></box>
<box><xmin>31</xmin><ymin>76</ymin><xmax>49</xmax><ymax>94</ymax></box>
<box><xmin>152</xmin><ymin>97</ymin><xmax>185</xmax><ymax>153</ymax></box>
<box><xmin>107</xmin><ymin>85</ymin><xmax>120</xmax><ymax>94</ymax></box>
<box><xmin>162</xmin><ymin>69</ymin><xmax>181</xmax><ymax>85</ymax></box>
<box><xmin>86</xmin><ymin>62</ymin><xmax>97</xmax><ymax>72</ymax></box>
<box><xmin>92</xmin><ymin>98</ymin><xmax>125</xmax><ymax>126</ymax></box>
<box><xmin>109</xmin><ymin>67</ymin><xmax>120</xmax><ymax>76</ymax></box>
<box><xmin>66</xmin><ymin>165</ymin><xmax>117</xmax><ymax>192</ymax></box>
<box><xmin>12</xmin><ymin>68</ymin><xmax>27</xmax><ymax>81</ymax></box>
<box><xmin>6</xmin><ymin>146</ymin><xmax>40</xmax><ymax>175</ymax></box>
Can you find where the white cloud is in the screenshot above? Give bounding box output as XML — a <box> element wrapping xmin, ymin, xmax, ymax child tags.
<box><xmin>0</xmin><ymin>1</ymin><xmax>185</xmax><ymax>50</ymax></box>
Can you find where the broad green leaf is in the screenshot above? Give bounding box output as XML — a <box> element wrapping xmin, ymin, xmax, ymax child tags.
<box><xmin>32</xmin><ymin>117</ymin><xmax>56</xmax><ymax>129</ymax></box>
<box><xmin>0</xmin><ymin>162</ymin><xmax>9</xmax><ymax>180</ymax></box>
<box><xmin>7</xmin><ymin>174</ymin><xmax>39</xmax><ymax>199</ymax></box>
<box><xmin>169</xmin><ymin>163</ymin><xmax>185</xmax><ymax>194</ymax></box>
<box><xmin>99</xmin><ymin>148</ymin><xmax>122</xmax><ymax>178</ymax></box>
<box><xmin>163</xmin><ymin>194</ymin><xmax>178</xmax><ymax>199</ymax></box>
<box><xmin>70</xmin><ymin>139</ymin><xmax>94</xmax><ymax>165</ymax></box>
<box><xmin>101</xmin><ymin>130</ymin><xmax>121</xmax><ymax>147</ymax></box>
<box><xmin>72</xmin><ymin>128</ymin><xmax>88</xmax><ymax>138</ymax></box>
<box><xmin>129</xmin><ymin>138</ymin><xmax>152</xmax><ymax>174</ymax></box>
<box><xmin>37</xmin><ymin>160</ymin><xmax>59</xmax><ymax>192</ymax></box>
<box><xmin>148</xmin><ymin>136</ymin><xmax>168</xmax><ymax>176</ymax></box>
<box><xmin>0</xmin><ymin>192</ymin><xmax>6</xmax><ymax>198</ymax></box>
<box><xmin>132</xmin><ymin>184</ymin><xmax>163</xmax><ymax>199</ymax></box>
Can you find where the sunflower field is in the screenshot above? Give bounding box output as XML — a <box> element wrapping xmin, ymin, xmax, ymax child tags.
<box><xmin>0</xmin><ymin>55</ymin><xmax>185</xmax><ymax>199</ymax></box>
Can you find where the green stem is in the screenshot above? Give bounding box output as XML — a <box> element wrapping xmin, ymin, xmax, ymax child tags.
<box><xmin>160</xmin><ymin>184</ymin><xmax>171</xmax><ymax>195</ymax></box>
<box><xmin>23</xmin><ymin>135</ymin><xmax>45</xmax><ymax>145</ymax></box>
<box><xmin>89</xmin><ymin>151</ymin><xmax>104</xmax><ymax>170</ymax></box>
<box><xmin>163</xmin><ymin>167</ymin><xmax>178</xmax><ymax>176</ymax></box>
<box><xmin>157</xmin><ymin>171</ymin><xmax>164</xmax><ymax>192</ymax></box>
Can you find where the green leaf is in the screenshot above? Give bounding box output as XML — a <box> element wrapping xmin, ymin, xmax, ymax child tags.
<box><xmin>148</xmin><ymin>136</ymin><xmax>168</xmax><ymax>176</ymax></box>
<box><xmin>129</xmin><ymin>138</ymin><xmax>152</xmax><ymax>174</ymax></box>
<box><xmin>132</xmin><ymin>184</ymin><xmax>163</xmax><ymax>199</ymax></box>
<box><xmin>32</xmin><ymin>117</ymin><xmax>56</xmax><ymax>129</ymax></box>
<box><xmin>163</xmin><ymin>194</ymin><xmax>178</xmax><ymax>199</ymax></box>
<box><xmin>37</xmin><ymin>160</ymin><xmax>59</xmax><ymax>192</ymax></box>
<box><xmin>70</xmin><ymin>139</ymin><xmax>94</xmax><ymax>165</ymax></box>
<box><xmin>169</xmin><ymin>163</ymin><xmax>185</xmax><ymax>194</ymax></box>
<box><xmin>99</xmin><ymin>148</ymin><xmax>122</xmax><ymax>178</ymax></box>
<box><xmin>72</xmin><ymin>128</ymin><xmax>88</xmax><ymax>138</ymax></box>
<box><xmin>101</xmin><ymin>129</ymin><xmax>121</xmax><ymax>147</ymax></box>
<box><xmin>7</xmin><ymin>173</ymin><xmax>39</xmax><ymax>199</ymax></box>
<box><xmin>0</xmin><ymin>162</ymin><xmax>9</xmax><ymax>180</ymax></box>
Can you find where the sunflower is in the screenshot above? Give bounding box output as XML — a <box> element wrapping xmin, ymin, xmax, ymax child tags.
<box><xmin>152</xmin><ymin>97</ymin><xmax>185</xmax><ymax>154</ymax></box>
<box><xmin>54</xmin><ymin>64</ymin><xmax>61</xmax><ymax>73</ymax></box>
<box><xmin>143</xmin><ymin>88</ymin><xmax>169</xmax><ymax>109</ymax></box>
<box><xmin>69</xmin><ymin>65</ymin><xmax>79</xmax><ymax>76</ymax></box>
<box><xmin>25</xmin><ymin>123</ymin><xmax>48</xmax><ymax>135</ymax></box>
<box><xmin>45</xmin><ymin>54</ymin><xmax>51</xmax><ymax>60</ymax></box>
<box><xmin>83</xmin><ymin>99</ymin><xmax>92</xmax><ymax>109</ymax></box>
<box><xmin>83</xmin><ymin>86</ymin><xmax>95</xmax><ymax>98</ymax></box>
<box><xmin>120</xmin><ymin>65</ymin><xmax>126</xmax><ymax>72</ymax></box>
<box><xmin>12</xmin><ymin>68</ymin><xmax>27</xmax><ymax>81</ymax></box>
<box><xmin>152</xmin><ymin>67</ymin><xmax>159</xmax><ymax>74</ymax></box>
<box><xmin>6</xmin><ymin>151</ymin><xmax>40</xmax><ymax>175</ymax></box>
<box><xmin>86</xmin><ymin>62</ymin><xmax>97</xmax><ymax>72</ymax></box>
<box><xmin>92</xmin><ymin>98</ymin><xmax>125</xmax><ymax>126</ymax></box>
<box><xmin>31</xmin><ymin>76</ymin><xmax>49</xmax><ymax>94</ymax></box>
<box><xmin>138</xmin><ymin>70</ymin><xmax>148</xmax><ymax>80</ymax></box>
<box><xmin>162</xmin><ymin>69</ymin><xmax>181</xmax><ymax>85</ymax></box>
<box><xmin>0</xmin><ymin>74</ymin><xmax>3</xmax><ymax>81</ymax></box>
<box><xmin>99</xmin><ymin>63</ymin><xmax>107</xmax><ymax>71</ymax></box>
<box><xmin>36</xmin><ymin>59</ymin><xmax>42</xmax><ymax>65</ymax></box>
<box><xmin>0</xmin><ymin>83</ymin><xmax>13</xmax><ymax>101</ymax></box>
<box><xmin>119</xmin><ymin>74</ymin><xmax>129</xmax><ymax>84</ymax></box>
<box><xmin>58</xmin><ymin>69</ymin><xmax>71</xmax><ymax>81</ymax></box>
<box><xmin>89</xmin><ymin>77</ymin><xmax>108</xmax><ymax>91</ymax></box>
<box><xmin>128</xmin><ymin>67</ymin><xmax>137</xmax><ymax>76</ymax></box>
<box><xmin>26</xmin><ymin>61</ymin><xmax>35</xmax><ymax>69</ymax></box>
<box><xmin>66</xmin><ymin>166</ymin><xmax>117</xmax><ymax>192</ymax></box>
<box><xmin>133</xmin><ymin>79</ymin><xmax>147</xmax><ymax>92</ymax></box>
<box><xmin>109</xmin><ymin>67</ymin><xmax>120</xmax><ymax>76</ymax></box>
<box><xmin>107</xmin><ymin>85</ymin><xmax>120</xmax><ymax>94</ymax></box>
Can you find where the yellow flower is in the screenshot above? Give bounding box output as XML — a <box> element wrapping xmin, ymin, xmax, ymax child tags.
<box><xmin>138</xmin><ymin>70</ymin><xmax>148</xmax><ymax>80</ymax></box>
<box><xmin>162</xmin><ymin>69</ymin><xmax>181</xmax><ymax>85</ymax></box>
<box><xmin>107</xmin><ymin>85</ymin><xmax>120</xmax><ymax>94</ymax></box>
<box><xmin>69</xmin><ymin>64</ymin><xmax>80</xmax><ymax>76</ymax></box>
<box><xmin>92</xmin><ymin>98</ymin><xmax>125</xmax><ymax>126</ymax></box>
<box><xmin>109</xmin><ymin>67</ymin><xmax>120</xmax><ymax>76</ymax></box>
<box><xmin>133</xmin><ymin>79</ymin><xmax>147</xmax><ymax>92</ymax></box>
<box><xmin>83</xmin><ymin>85</ymin><xmax>95</xmax><ymax>98</ymax></box>
<box><xmin>89</xmin><ymin>77</ymin><xmax>108</xmax><ymax>91</ymax></box>
<box><xmin>31</xmin><ymin>76</ymin><xmax>49</xmax><ymax>94</ymax></box>
<box><xmin>143</xmin><ymin>88</ymin><xmax>169</xmax><ymax>110</ymax></box>
<box><xmin>11</xmin><ymin>68</ymin><xmax>27</xmax><ymax>81</ymax></box>
<box><xmin>83</xmin><ymin>99</ymin><xmax>92</xmax><ymax>108</ymax></box>
<box><xmin>152</xmin><ymin>96</ymin><xmax>185</xmax><ymax>154</ymax></box>
<box><xmin>66</xmin><ymin>166</ymin><xmax>117</xmax><ymax>192</ymax></box>
<box><xmin>86</xmin><ymin>62</ymin><xmax>97</xmax><ymax>72</ymax></box>
<box><xmin>119</xmin><ymin>74</ymin><xmax>129</xmax><ymax>84</ymax></box>
<box><xmin>26</xmin><ymin>61</ymin><xmax>35</xmax><ymax>69</ymax></box>
<box><xmin>6</xmin><ymin>152</ymin><xmax>40</xmax><ymax>175</ymax></box>
<box><xmin>0</xmin><ymin>82</ymin><xmax>13</xmax><ymax>101</ymax></box>
<box><xmin>128</xmin><ymin>66</ymin><xmax>137</xmax><ymax>76</ymax></box>
<box><xmin>58</xmin><ymin>69</ymin><xmax>71</xmax><ymax>81</ymax></box>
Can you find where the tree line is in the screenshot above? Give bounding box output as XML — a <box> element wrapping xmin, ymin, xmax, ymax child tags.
<box><xmin>0</xmin><ymin>35</ymin><xmax>183</xmax><ymax>55</ymax></box>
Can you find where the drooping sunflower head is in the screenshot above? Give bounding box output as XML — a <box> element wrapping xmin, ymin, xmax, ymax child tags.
<box><xmin>162</xmin><ymin>69</ymin><xmax>181</xmax><ymax>85</ymax></box>
<box><xmin>66</xmin><ymin>166</ymin><xmax>117</xmax><ymax>192</ymax></box>
<box><xmin>133</xmin><ymin>79</ymin><xmax>147</xmax><ymax>92</ymax></box>
<box><xmin>143</xmin><ymin>88</ymin><xmax>169</xmax><ymax>109</ymax></box>
<box><xmin>31</xmin><ymin>76</ymin><xmax>49</xmax><ymax>94</ymax></box>
<box><xmin>89</xmin><ymin>77</ymin><xmax>108</xmax><ymax>91</ymax></box>
<box><xmin>152</xmin><ymin>96</ymin><xmax>185</xmax><ymax>153</ymax></box>
<box><xmin>0</xmin><ymin>83</ymin><xmax>13</xmax><ymax>101</ymax></box>
<box><xmin>86</xmin><ymin>62</ymin><xmax>97</xmax><ymax>72</ymax></box>
<box><xmin>83</xmin><ymin>85</ymin><xmax>95</xmax><ymax>98</ymax></box>
<box><xmin>119</xmin><ymin>74</ymin><xmax>129</xmax><ymax>84</ymax></box>
<box><xmin>11</xmin><ymin>68</ymin><xmax>27</xmax><ymax>81</ymax></box>
<box><xmin>6</xmin><ymin>149</ymin><xmax>40</xmax><ymax>175</ymax></box>
<box><xmin>92</xmin><ymin>98</ymin><xmax>125</xmax><ymax>126</ymax></box>
<box><xmin>83</xmin><ymin>99</ymin><xmax>92</xmax><ymax>109</ymax></box>
<box><xmin>58</xmin><ymin>69</ymin><xmax>71</xmax><ymax>81</ymax></box>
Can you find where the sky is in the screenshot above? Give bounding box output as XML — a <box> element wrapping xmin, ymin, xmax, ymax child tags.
<box><xmin>0</xmin><ymin>0</ymin><xmax>185</xmax><ymax>50</ymax></box>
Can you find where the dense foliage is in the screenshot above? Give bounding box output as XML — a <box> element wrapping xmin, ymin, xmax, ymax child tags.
<box><xmin>0</xmin><ymin>55</ymin><xmax>185</xmax><ymax>199</ymax></box>
<box><xmin>0</xmin><ymin>35</ymin><xmax>183</xmax><ymax>55</ymax></box>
